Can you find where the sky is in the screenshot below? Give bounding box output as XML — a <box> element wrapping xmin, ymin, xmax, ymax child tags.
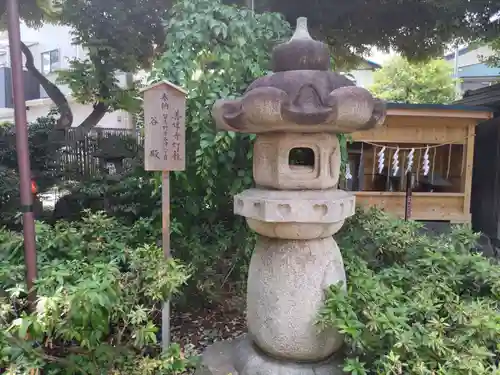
<box><xmin>367</xmin><ymin>47</ymin><xmax>397</xmax><ymax>65</ymax></box>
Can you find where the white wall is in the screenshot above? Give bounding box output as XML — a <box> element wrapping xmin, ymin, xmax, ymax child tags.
<box><xmin>449</xmin><ymin>45</ymin><xmax>495</xmax><ymax>68</ymax></box>
<box><xmin>27</xmin><ymin>100</ymin><xmax>132</xmax><ymax>129</ymax></box>
<box><xmin>348</xmin><ymin>68</ymin><xmax>375</xmax><ymax>89</ymax></box>
<box><xmin>17</xmin><ymin>23</ymin><xmax>81</xmax><ymax>97</ymax></box>
<box><xmin>0</xmin><ymin>98</ymin><xmax>132</xmax><ymax>130</ymax></box>
<box><xmin>0</xmin><ymin>23</ymin><xmax>130</xmax><ymax>129</ymax></box>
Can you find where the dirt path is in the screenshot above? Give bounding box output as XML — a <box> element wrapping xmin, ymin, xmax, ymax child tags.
<box><xmin>171</xmin><ymin>304</ymin><xmax>246</xmax><ymax>360</ymax></box>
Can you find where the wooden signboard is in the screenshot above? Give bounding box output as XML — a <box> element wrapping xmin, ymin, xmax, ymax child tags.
<box><xmin>143</xmin><ymin>81</ymin><xmax>187</xmax><ymax>171</ymax></box>
<box><xmin>142</xmin><ymin>80</ymin><xmax>187</xmax><ymax>351</ymax></box>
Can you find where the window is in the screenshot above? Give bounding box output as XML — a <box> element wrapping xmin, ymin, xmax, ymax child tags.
<box><xmin>41</xmin><ymin>49</ymin><xmax>60</xmax><ymax>74</ymax></box>
<box><xmin>461</xmin><ymin>79</ymin><xmax>495</xmax><ymax>93</ymax></box>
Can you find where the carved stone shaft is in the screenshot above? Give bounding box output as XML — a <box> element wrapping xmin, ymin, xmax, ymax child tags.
<box><xmin>247</xmin><ymin>235</ymin><xmax>346</xmax><ymax>362</ymax></box>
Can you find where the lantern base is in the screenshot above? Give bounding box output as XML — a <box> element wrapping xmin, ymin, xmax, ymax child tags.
<box><xmin>195</xmin><ymin>335</ymin><xmax>344</xmax><ymax>375</ymax></box>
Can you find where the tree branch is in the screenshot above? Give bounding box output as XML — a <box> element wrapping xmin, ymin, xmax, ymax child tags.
<box><xmin>20</xmin><ymin>41</ymin><xmax>73</xmax><ymax>129</ymax></box>
<box><xmin>72</xmin><ymin>52</ymin><xmax>111</xmax><ymax>133</ymax></box>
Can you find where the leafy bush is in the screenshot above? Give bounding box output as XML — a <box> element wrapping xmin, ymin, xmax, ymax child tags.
<box><xmin>53</xmin><ymin>166</ymin><xmax>159</xmax><ymax>224</ymax></box>
<box><xmin>0</xmin><ymin>212</ymin><xmax>193</xmax><ymax>374</ymax></box>
<box><xmin>320</xmin><ymin>209</ymin><xmax>500</xmax><ymax>375</ymax></box>
<box><xmin>54</xmin><ymin>168</ymin><xmax>255</xmax><ymax>306</ymax></box>
<box><xmin>370</xmin><ymin>56</ymin><xmax>457</xmax><ymax>104</ymax></box>
<box><xmin>151</xmin><ymin>0</ymin><xmax>291</xmax><ymax>216</ymax></box>
<box><xmin>49</xmin><ymin>0</ymin><xmax>288</xmax><ymax>305</ymax></box>
<box><xmin>0</xmin><ymin>113</ymin><xmax>63</xmax><ymax>190</ymax></box>
<box><xmin>0</xmin><ymin>166</ymin><xmax>44</xmax><ymax>230</ymax></box>
<box><xmin>0</xmin><ymin>114</ymin><xmax>63</xmax><ymax>228</ymax></box>
<box><xmin>0</xmin><ymin>166</ymin><xmax>21</xmax><ymax>224</ymax></box>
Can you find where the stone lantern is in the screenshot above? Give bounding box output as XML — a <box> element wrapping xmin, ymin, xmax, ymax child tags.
<box><xmin>198</xmin><ymin>17</ymin><xmax>386</xmax><ymax>375</ymax></box>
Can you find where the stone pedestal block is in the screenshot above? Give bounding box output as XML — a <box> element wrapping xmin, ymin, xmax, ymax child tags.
<box><xmin>246</xmin><ymin>219</ymin><xmax>344</xmax><ymax>240</ymax></box>
<box><xmin>234</xmin><ymin>188</ymin><xmax>354</xmax><ymax>240</ymax></box>
<box><xmin>195</xmin><ymin>336</ymin><xmax>345</xmax><ymax>375</ymax></box>
<box><xmin>247</xmin><ymin>236</ymin><xmax>346</xmax><ymax>362</ymax></box>
<box><xmin>234</xmin><ymin>189</ymin><xmax>355</xmax><ymax>224</ymax></box>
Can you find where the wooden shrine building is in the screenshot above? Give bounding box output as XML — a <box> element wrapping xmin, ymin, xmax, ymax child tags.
<box><xmin>342</xmin><ymin>102</ymin><xmax>492</xmax><ymax>223</ymax></box>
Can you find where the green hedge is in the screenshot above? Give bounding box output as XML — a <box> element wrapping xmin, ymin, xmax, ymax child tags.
<box><xmin>0</xmin><ymin>212</ymin><xmax>194</xmax><ymax>374</ymax></box>
<box><xmin>321</xmin><ymin>209</ymin><xmax>500</xmax><ymax>375</ymax></box>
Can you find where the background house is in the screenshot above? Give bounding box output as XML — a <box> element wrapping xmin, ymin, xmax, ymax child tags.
<box><xmin>0</xmin><ymin>23</ymin><xmax>133</xmax><ymax>129</ymax></box>
<box><xmin>346</xmin><ymin>59</ymin><xmax>381</xmax><ymax>88</ymax></box>
<box><xmin>444</xmin><ymin>45</ymin><xmax>500</xmax><ymax>94</ymax></box>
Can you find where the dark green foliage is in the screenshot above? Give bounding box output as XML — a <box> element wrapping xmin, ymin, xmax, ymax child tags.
<box><xmin>54</xmin><ymin>166</ymin><xmax>159</xmax><ymax>224</ymax></box>
<box><xmin>150</xmin><ymin>0</ymin><xmax>290</xmax><ymax>216</ymax></box>
<box><xmin>0</xmin><ymin>166</ymin><xmax>21</xmax><ymax>224</ymax></box>
<box><xmin>484</xmin><ymin>37</ymin><xmax>500</xmax><ymax>69</ymax></box>
<box><xmin>0</xmin><ymin>212</ymin><xmax>192</xmax><ymax>374</ymax></box>
<box><xmin>0</xmin><ymin>114</ymin><xmax>62</xmax><ymax>227</ymax></box>
<box><xmin>0</xmin><ymin>114</ymin><xmax>62</xmax><ymax>190</ymax></box>
<box><xmin>54</xmin><ymin>167</ymin><xmax>256</xmax><ymax>306</ymax></box>
<box><xmin>0</xmin><ymin>0</ymin><xmax>58</xmax><ymax>28</ymax></box>
<box><xmin>320</xmin><ymin>209</ymin><xmax>500</xmax><ymax>374</ymax></box>
<box><xmin>247</xmin><ymin>0</ymin><xmax>500</xmax><ymax>61</ymax></box>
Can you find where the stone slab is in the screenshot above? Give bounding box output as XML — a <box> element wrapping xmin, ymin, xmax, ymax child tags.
<box><xmin>195</xmin><ymin>339</ymin><xmax>237</xmax><ymax>375</ymax></box>
<box><xmin>234</xmin><ymin>188</ymin><xmax>355</xmax><ymax>223</ymax></box>
<box><xmin>195</xmin><ymin>336</ymin><xmax>345</xmax><ymax>375</ymax></box>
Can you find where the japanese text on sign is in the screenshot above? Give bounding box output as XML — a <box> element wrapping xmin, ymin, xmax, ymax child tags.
<box><xmin>143</xmin><ymin>82</ymin><xmax>186</xmax><ymax>171</ymax></box>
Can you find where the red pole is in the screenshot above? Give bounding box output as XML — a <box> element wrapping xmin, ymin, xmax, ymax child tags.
<box><xmin>6</xmin><ymin>0</ymin><xmax>37</xmax><ymax>305</ymax></box>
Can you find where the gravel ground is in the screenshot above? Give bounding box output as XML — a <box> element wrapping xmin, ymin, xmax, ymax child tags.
<box><xmin>171</xmin><ymin>305</ymin><xmax>246</xmax><ymax>356</ymax></box>
<box><xmin>171</xmin><ymin>301</ymin><xmax>246</xmax><ymax>374</ymax></box>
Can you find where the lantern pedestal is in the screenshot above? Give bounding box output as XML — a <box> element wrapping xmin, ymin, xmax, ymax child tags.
<box><xmin>197</xmin><ymin>335</ymin><xmax>345</xmax><ymax>375</ymax></box>
<box><xmin>196</xmin><ymin>190</ymin><xmax>354</xmax><ymax>375</ymax></box>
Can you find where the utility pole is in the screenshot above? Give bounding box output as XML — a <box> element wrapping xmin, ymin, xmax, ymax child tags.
<box><xmin>245</xmin><ymin>0</ymin><xmax>254</xmax><ymax>12</ymax></box>
<box><xmin>454</xmin><ymin>48</ymin><xmax>461</xmax><ymax>99</ymax></box>
<box><xmin>6</xmin><ymin>0</ymin><xmax>37</xmax><ymax>306</ymax></box>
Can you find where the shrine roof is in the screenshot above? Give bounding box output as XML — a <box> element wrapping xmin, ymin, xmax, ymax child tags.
<box><xmin>387</xmin><ymin>102</ymin><xmax>492</xmax><ymax>113</ymax></box>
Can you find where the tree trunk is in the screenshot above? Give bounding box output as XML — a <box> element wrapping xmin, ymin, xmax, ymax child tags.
<box><xmin>22</xmin><ymin>42</ymin><xmax>108</xmax><ymax>139</ymax></box>
<box><xmin>20</xmin><ymin>41</ymin><xmax>73</xmax><ymax>129</ymax></box>
<box><xmin>67</xmin><ymin>101</ymin><xmax>108</xmax><ymax>143</ymax></box>
<box><xmin>78</xmin><ymin>102</ymin><xmax>107</xmax><ymax>133</ymax></box>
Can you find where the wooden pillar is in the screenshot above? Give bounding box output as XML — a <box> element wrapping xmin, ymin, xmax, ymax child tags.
<box><xmin>462</xmin><ymin>123</ymin><xmax>475</xmax><ymax>218</ymax></box>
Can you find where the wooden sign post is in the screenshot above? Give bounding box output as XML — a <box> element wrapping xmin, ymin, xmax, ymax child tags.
<box><xmin>142</xmin><ymin>80</ymin><xmax>187</xmax><ymax>351</ymax></box>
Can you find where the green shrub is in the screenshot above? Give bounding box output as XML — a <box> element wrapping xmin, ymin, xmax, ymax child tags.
<box><xmin>152</xmin><ymin>0</ymin><xmax>291</xmax><ymax>213</ymax></box>
<box><xmin>0</xmin><ymin>113</ymin><xmax>63</xmax><ymax>190</ymax></box>
<box><xmin>0</xmin><ymin>114</ymin><xmax>63</xmax><ymax>228</ymax></box>
<box><xmin>0</xmin><ymin>166</ymin><xmax>21</xmax><ymax>224</ymax></box>
<box><xmin>320</xmin><ymin>209</ymin><xmax>500</xmax><ymax>375</ymax></box>
<box><xmin>53</xmin><ymin>166</ymin><xmax>160</xmax><ymax>224</ymax></box>
<box><xmin>55</xmin><ymin>168</ymin><xmax>255</xmax><ymax>306</ymax></box>
<box><xmin>0</xmin><ymin>212</ymin><xmax>193</xmax><ymax>374</ymax></box>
